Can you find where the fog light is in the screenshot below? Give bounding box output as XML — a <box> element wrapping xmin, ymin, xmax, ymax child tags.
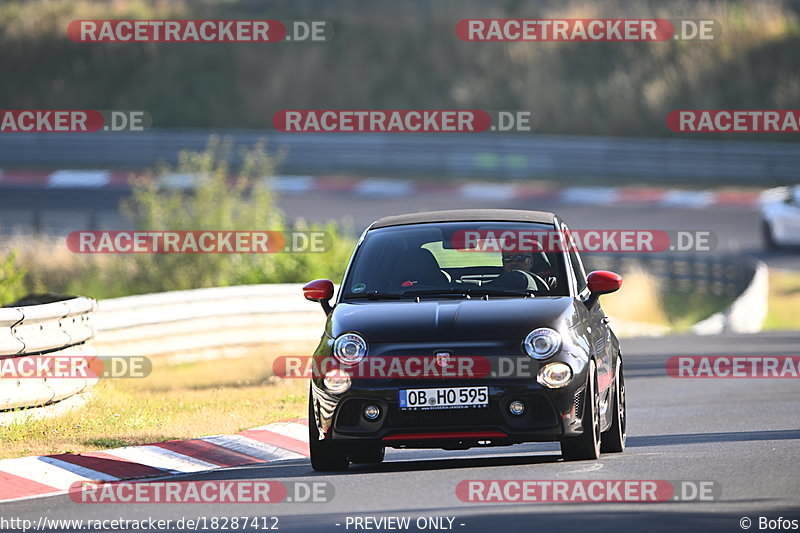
<box><xmin>538</xmin><ymin>362</ymin><xmax>573</xmax><ymax>389</ymax></box>
<box><xmin>323</xmin><ymin>369</ymin><xmax>351</xmax><ymax>394</ymax></box>
<box><xmin>363</xmin><ymin>405</ymin><xmax>381</xmax><ymax>421</ymax></box>
<box><xmin>508</xmin><ymin>400</ymin><xmax>525</xmax><ymax>416</ymax></box>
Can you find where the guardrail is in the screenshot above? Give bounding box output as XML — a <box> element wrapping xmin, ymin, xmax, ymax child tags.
<box><xmin>1</xmin><ymin>129</ymin><xmax>799</xmax><ymax>184</ymax></box>
<box><xmin>584</xmin><ymin>253</ymin><xmax>768</xmax><ymax>334</ymax></box>
<box><xmin>583</xmin><ymin>253</ymin><xmax>757</xmax><ymax>299</ymax></box>
<box><xmin>93</xmin><ymin>284</ymin><xmax>327</xmax><ymax>362</ymax></box>
<box><xmin>0</xmin><ymin>296</ymin><xmax>96</xmax><ymax>411</ymax></box>
<box><xmin>690</xmin><ymin>260</ymin><xmax>769</xmax><ymax>335</ymax></box>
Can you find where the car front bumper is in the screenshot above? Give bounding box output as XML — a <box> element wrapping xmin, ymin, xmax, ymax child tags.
<box><xmin>310</xmin><ymin>377</ymin><xmax>588</xmax><ymax>449</ymax></box>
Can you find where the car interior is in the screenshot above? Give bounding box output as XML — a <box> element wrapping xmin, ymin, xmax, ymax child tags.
<box><xmin>344</xmin><ymin>223</ymin><xmax>569</xmax><ymax>297</ymax></box>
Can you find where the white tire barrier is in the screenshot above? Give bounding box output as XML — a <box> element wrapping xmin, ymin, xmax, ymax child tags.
<box><xmin>0</xmin><ymin>297</ymin><xmax>96</xmax><ymax>411</ymax></box>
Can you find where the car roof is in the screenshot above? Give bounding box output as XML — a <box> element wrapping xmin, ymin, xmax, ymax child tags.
<box><xmin>370</xmin><ymin>209</ymin><xmax>557</xmax><ymax>229</ymax></box>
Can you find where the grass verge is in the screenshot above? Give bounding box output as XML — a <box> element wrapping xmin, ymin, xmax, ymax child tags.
<box><xmin>764</xmin><ymin>269</ymin><xmax>800</xmax><ymax>330</ymax></box>
<box><xmin>0</xmin><ymin>347</ymin><xmax>307</xmax><ymax>460</ymax></box>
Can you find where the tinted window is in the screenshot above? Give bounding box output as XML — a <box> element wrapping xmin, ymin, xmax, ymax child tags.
<box><xmin>342</xmin><ymin>222</ymin><xmax>569</xmax><ymax>299</ymax></box>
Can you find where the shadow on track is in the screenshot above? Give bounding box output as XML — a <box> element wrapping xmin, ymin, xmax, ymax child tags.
<box><xmin>629</xmin><ymin>429</ymin><xmax>800</xmax><ymax>447</ymax></box>
<box><xmin>175</xmin><ymin>428</ymin><xmax>800</xmax><ymax>483</ymax></box>
<box><xmin>179</xmin><ymin>451</ymin><xmax>565</xmax><ymax>481</ymax></box>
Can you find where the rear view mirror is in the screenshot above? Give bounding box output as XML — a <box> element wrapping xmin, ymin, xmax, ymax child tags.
<box><xmin>585</xmin><ymin>270</ymin><xmax>622</xmax><ymax>308</ymax></box>
<box><xmin>303</xmin><ymin>279</ymin><xmax>334</xmax><ymax>314</ymax></box>
<box><xmin>587</xmin><ymin>270</ymin><xmax>623</xmax><ymax>295</ymax></box>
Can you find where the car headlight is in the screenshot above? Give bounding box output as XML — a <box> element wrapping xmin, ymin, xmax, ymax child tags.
<box><xmin>523</xmin><ymin>328</ymin><xmax>562</xmax><ymax>359</ymax></box>
<box><xmin>333</xmin><ymin>333</ymin><xmax>367</xmax><ymax>365</ymax></box>
<box><xmin>538</xmin><ymin>362</ymin><xmax>573</xmax><ymax>388</ymax></box>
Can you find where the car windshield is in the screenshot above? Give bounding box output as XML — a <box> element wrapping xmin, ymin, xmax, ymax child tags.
<box><xmin>341</xmin><ymin>221</ymin><xmax>569</xmax><ymax>300</ymax></box>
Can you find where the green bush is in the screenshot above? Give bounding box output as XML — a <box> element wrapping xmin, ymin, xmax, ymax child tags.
<box><xmin>87</xmin><ymin>138</ymin><xmax>355</xmax><ymax>296</ymax></box>
<box><xmin>0</xmin><ymin>252</ymin><xmax>27</xmax><ymax>306</ymax></box>
<box><xmin>2</xmin><ymin>140</ymin><xmax>355</xmax><ymax>300</ymax></box>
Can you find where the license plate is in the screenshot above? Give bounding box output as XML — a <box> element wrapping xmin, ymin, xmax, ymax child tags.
<box><xmin>398</xmin><ymin>386</ymin><xmax>488</xmax><ymax>410</ymax></box>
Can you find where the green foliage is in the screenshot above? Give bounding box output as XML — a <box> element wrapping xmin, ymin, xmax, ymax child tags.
<box><xmin>3</xmin><ymin>140</ymin><xmax>355</xmax><ymax>300</ymax></box>
<box><xmin>0</xmin><ymin>252</ymin><xmax>27</xmax><ymax>306</ymax></box>
<box><xmin>1</xmin><ymin>0</ymin><xmax>799</xmax><ymax>139</ymax></box>
<box><xmin>99</xmin><ymin>138</ymin><xmax>355</xmax><ymax>295</ymax></box>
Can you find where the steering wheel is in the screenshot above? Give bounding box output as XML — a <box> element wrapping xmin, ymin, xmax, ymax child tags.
<box><xmin>529</xmin><ymin>272</ymin><xmax>551</xmax><ymax>292</ymax></box>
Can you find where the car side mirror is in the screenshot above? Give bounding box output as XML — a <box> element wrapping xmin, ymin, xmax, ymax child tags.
<box><xmin>585</xmin><ymin>270</ymin><xmax>622</xmax><ymax>307</ymax></box>
<box><xmin>303</xmin><ymin>279</ymin><xmax>334</xmax><ymax>315</ymax></box>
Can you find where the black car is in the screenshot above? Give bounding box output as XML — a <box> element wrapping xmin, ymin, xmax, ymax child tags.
<box><xmin>302</xmin><ymin>209</ymin><xmax>626</xmax><ymax>471</ymax></box>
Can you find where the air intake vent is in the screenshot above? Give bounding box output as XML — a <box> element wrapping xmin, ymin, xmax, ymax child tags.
<box><xmin>574</xmin><ymin>390</ymin><xmax>585</xmax><ymax>419</ymax></box>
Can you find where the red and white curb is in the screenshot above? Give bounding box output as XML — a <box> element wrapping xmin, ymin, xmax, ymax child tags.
<box><xmin>0</xmin><ymin>170</ymin><xmax>762</xmax><ymax>208</ymax></box>
<box><xmin>281</xmin><ymin>178</ymin><xmax>761</xmax><ymax>208</ymax></box>
<box><xmin>0</xmin><ymin>420</ymin><xmax>309</xmax><ymax>503</ymax></box>
<box><xmin>0</xmin><ymin>169</ymin><xmax>132</xmax><ymax>188</ymax></box>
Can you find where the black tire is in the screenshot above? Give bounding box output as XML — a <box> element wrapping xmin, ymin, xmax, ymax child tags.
<box><xmin>560</xmin><ymin>360</ymin><xmax>601</xmax><ymax>461</ymax></box>
<box><xmin>350</xmin><ymin>444</ymin><xmax>385</xmax><ymax>465</ymax></box>
<box><xmin>762</xmin><ymin>220</ymin><xmax>779</xmax><ymax>250</ymax></box>
<box><xmin>601</xmin><ymin>358</ymin><xmax>626</xmax><ymax>453</ymax></box>
<box><xmin>308</xmin><ymin>395</ymin><xmax>349</xmax><ymax>471</ymax></box>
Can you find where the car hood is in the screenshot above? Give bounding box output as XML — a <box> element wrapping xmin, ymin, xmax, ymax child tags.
<box><xmin>328</xmin><ymin>297</ymin><xmax>576</xmax><ymax>343</ymax></box>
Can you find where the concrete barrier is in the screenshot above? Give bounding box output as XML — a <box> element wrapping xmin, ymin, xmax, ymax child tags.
<box><xmin>691</xmin><ymin>260</ymin><xmax>769</xmax><ymax>335</ymax></box>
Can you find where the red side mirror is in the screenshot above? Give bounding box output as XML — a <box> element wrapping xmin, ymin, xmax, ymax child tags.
<box><xmin>303</xmin><ymin>279</ymin><xmax>334</xmax><ymax>302</ymax></box>
<box><xmin>587</xmin><ymin>270</ymin><xmax>622</xmax><ymax>295</ymax></box>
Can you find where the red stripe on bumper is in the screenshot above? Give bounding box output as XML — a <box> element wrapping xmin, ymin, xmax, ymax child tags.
<box><xmin>383</xmin><ymin>431</ymin><xmax>508</xmax><ymax>442</ymax></box>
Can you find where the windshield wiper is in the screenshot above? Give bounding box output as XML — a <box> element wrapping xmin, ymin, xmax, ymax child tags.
<box><xmin>347</xmin><ymin>289</ymin><xmax>471</xmax><ymax>301</ymax></box>
<box><xmin>345</xmin><ymin>287</ymin><xmax>535</xmax><ymax>301</ymax></box>
<box><xmin>401</xmin><ymin>288</ymin><xmax>534</xmax><ymax>299</ymax></box>
<box><xmin>463</xmin><ymin>287</ymin><xmax>536</xmax><ymax>298</ymax></box>
<box><xmin>344</xmin><ymin>291</ymin><xmax>411</xmax><ymax>300</ymax></box>
<box><xmin>400</xmin><ymin>288</ymin><xmax>471</xmax><ymax>298</ymax></box>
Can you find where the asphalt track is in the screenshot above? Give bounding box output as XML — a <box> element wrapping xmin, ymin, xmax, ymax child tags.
<box><xmin>3</xmin><ymin>187</ymin><xmax>800</xmax><ymax>269</ymax></box>
<box><xmin>3</xmin><ymin>332</ymin><xmax>799</xmax><ymax>533</ymax></box>
<box><xmin>279</xmin><ymin>191</ymin><xmax>800</xmax><ymax>269</ymax></box>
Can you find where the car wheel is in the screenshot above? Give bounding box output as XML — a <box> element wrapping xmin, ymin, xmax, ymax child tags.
<box><xmin>350</xmin><ymin>444</ymin><xmax>385</xmax><ymax>465</ymax></box>
<box><xmin>762</xmin><ymin>220</ymin><xmax>779</xmax><ymax>250</ymax></box>
<box><xmin>308</xmin><ymin>395</ymin><xmax>349</xmax><ymax>471</ymax></box>
<box><xmin>600</xmin><ymin>358</ymin><xmax>626</xmax><ymax>453</ymax></box>
<box><xmin>560</xmin><ymin>360</ymin><xmax>601</xmax><ymax>461</ymax></box>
